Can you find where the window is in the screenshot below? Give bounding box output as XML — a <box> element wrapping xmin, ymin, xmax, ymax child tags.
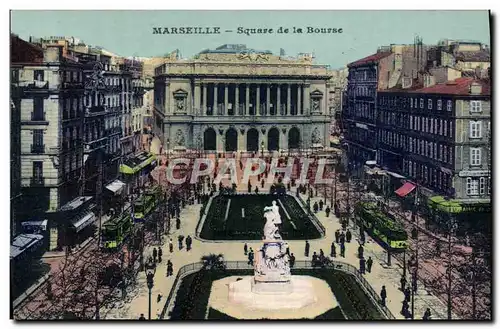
<box><xmin>479</xmin><ymin>177</ymin><xmax>486</xmax><ymax>195</ymax></box>
<box><xmin>469</xmin><ymin>121</ymin><xmax>482</xmax><ymax>138</ymax></box>
<box><xmin>466</xmin><ymin>178</ymin><xmax>479</xmax><ymax>195</ymax></box>
<box><xmin>449</xmin><ymin>147</ymin><xmax>453</xmax><ymax>164</ymax></box>
<box><xmin>447</xmin><ymin>100</ymin><xmax>452</xmax><ymax>111</ymax></box>
<box><xmin>449</xmin><ymin>121</ymin><xmax>453</xmax><ymax>138</ymax></box>
<box><xmin>437</xmin><ymin>99</ymin><xmax>442</xmax><ymax>110</ymax></box>
<box><xmin>33</xmin><ymin>97</ymin><xmax>44</xmax><ymax>121</ymax></box>
<box><xmin>470</xmin><ymin>148</ymin><xmax>482</xmax><ymax>166</ymax></box>
<box><xmin>439</xmin><ymin>145</ymin><xmax>443</xmax><ymax>161</ymax></box>
<box><xmin>430</xmin><ymin>118</ymin><xmax>434</xmax><ymax>134</ymax></box>
<box><xmin>488</xmin><ymin>177</ymin><xmax>491</xmax><ymax>195</ymax></box>
<box><xmin>470</xmin><ymin>100</ymin><xmax>482</xmax><ymax>113</ymax></box>
<box><xmin>410</xmin><ymin>98</ymin><xmax>413</xmax><ymax>108</ymax></box>
<box><xmin>33</xmin><ymin>161</ymin><xmax>43</xmax><ymax>179</ymax></box>
<box><xmin>34</xmin><ymin>70</ymin><xmax>44</xmax><ymax>82</ymax></box>
<box><xmin>420</xmin><ymin>98</ymin><xmax>424</xmax><ymax>109</ymax></box>
<box><xmin>428</xmin><ymin>99</ymin><xmax>432</xmax><ymax>110</ymax></box>
<box><xmin>434</xmin><ymin>143</ymin><xmax>437</xmax><ymax>159</ymax></box>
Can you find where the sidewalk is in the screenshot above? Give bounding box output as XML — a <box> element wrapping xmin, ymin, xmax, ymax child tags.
<box><xmin>101</xmin><ymin>184</ymin><xmax>455</xmax><ymax>320</ymax></box>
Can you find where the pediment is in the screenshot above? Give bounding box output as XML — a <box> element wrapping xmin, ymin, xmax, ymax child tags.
<box><xmin>173</xmin><ymin>89</ymin><xmax>188</xmax><ymax>96</ymax></box>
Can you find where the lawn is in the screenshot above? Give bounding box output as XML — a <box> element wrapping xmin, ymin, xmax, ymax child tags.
<box><xmin>200</xmin><ymin>194</ymin><xmax>322</xmax><ymax>240</ymax></box>
<box><xmin>168</xmin><ymin>268</ymin><xmax>384</xmax><ymax>320</ymax></box>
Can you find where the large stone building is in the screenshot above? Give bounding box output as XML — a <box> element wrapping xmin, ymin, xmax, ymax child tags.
<box><xmin>153</xmin><ymin>44</ymin><xmax>337</xmax><ymax>154</ymax></box>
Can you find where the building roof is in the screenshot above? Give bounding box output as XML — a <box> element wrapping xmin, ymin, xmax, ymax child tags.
<box><xmin>380</xmin><ymin>77</ymin><xmax>490</xmax><ymax>96</ymax></box>
<box><xmin>348</xmin><ymin>51</ymin><xmax>391</xmax><ymax>68</ymax></box>
<box><xmin>198</xmin><ymin>44</ymin><xmax>272</xmax><ymax>55</ymax></box>
<box><xmin>11</xmin><ymin>35</ymin><xmax>44</xmax><ymax>64</ymax></box>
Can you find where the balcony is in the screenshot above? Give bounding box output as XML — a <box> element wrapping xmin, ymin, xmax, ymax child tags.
<box><xmin>85</xmin><ymin>106</ymin><xmax>107</xmax><ymax>117</ymax></box>
<box><xmin>30</xmin><ymin>176</ymin><xmax>44</xmax><ymax>187</ymax></box>
<box><xmin>17</xmin><ymin>80</ymin><xmax>49</xmax><ymax>90</ymax></box>
<box><xmin>84</xmin><ymin>137</ymin><xmax>107</xmax><ymax>154</ymax></box>
<box><xmin>31</xmin><ymin>144</ymin><xmax>45</xmax><ymax>154</ymax></box>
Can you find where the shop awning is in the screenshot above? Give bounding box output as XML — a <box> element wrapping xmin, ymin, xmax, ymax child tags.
<box><xmin>395</xmin><ymin>182</ymin><xmax>416</xmax><ymax>197</ymax></box>
<box><xmin>10</xmin><ymin>233</ymin><xmax>44</xmax><ymax>261</ymax></box>
<box><xmin>105</xmin><ymin>179</ymin><xmax>126</xmax><ymax>194</ymax></box>
<box><xmin>120</xmin><ymin>152</ymin><xmax>157</xmax><ymax>175</ymax></box>
<box><xmin>71</xmin><ymin>211</ymin><xmax>97</xmax><ymax>233</ymax></box>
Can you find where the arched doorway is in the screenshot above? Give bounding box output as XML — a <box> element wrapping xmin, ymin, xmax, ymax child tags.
<box><xmin>247</xmin><ymin>128</ymin><xmax>259</xmax><ymax>152</ymax></box>
<box><xmin>225</xmin><ymin>128</ymin><xmax>238</xmax><ymax>152</ymax></box>
<box><xmin>288</xmin><ymin>127</ymin><xmax>300</xmax><ymax>149</ymax></box>
<box><xmin>203</xmin><ymin>128</ymin><xmax>216</xmax><ymax>151</ymax></box>
<box><xmin>268</xmin><ymin>127</ymin><xmax>280</xmax><ymax>151</ymax></box>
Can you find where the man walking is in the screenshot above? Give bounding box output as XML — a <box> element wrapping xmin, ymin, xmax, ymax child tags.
<box><xmin>313</xmin><ymin>202</ymin><xmax>319</xmax><ymax>214</ymax></box>
<box><xmin>400</xmin><ymin>275</ymin><xmax>407</xmax><ymax>292</ymax></box>
<box><xmin>248</xmin><ymin>248</ymin><xmax>254</xmax><ymax>265</ymax></box>
<box><xmin>330</xmin><ymin>241</ymin><xmax>336</xmax><ymax>258</ymax></box>
<box><xmin>404</xmin><ymin>286</ymin><xmax>411</xmax><ymax>303</ymax></box>
<box><xmin>166</xmin><ymin>260</ymin><xmax>173</xmax><ymax>277</ymax></box>
<box><xmin>380</xmin><ymin>286</ymin><xmax>387</xmax><ymax>307</ymax></box>
<box><xmin>289</xmin><ymin>253</ymin><xmax>296</xmax><ymax>268</ymax></box>
<box><xmin>304</xmin><ymin>240</ymin><xmax>310</xmax><ymax>257</ymax></box>
<box><xmin>152</xmin><ymin>247</ymin><xmax>158</xmax><ymax>263</ymax></box>
<box><xmin>339</xmin><ymin>231</ymin><xmax>346</xmax><ymax>245</ymax></box>
<box><xmin>178</xmin><ymin>235</ymin><xmax>184</xmax><ymax>250</ymax></box>
<box><xmin>325</xmin><ymin>205</ymin><xmax>331</xmax><ymax>217</ymax></box>
<box><xmin>346</xmin><ymin>229</ymin><xmax>352</xmax><ymax>243</ymax></box>
<box><xmin>158</xmin><ymin>248</ymin><xmax>163</xmax><ymax>263</ymax></box>
<box><xmin>335</xmin><ymin>229</ymin><xmax>340</xmax><ymax>244</ymax></box>
<box><xmin>185</xmin><ymin>235</ymin><xmax>192</xmax><ymax>251</ymax></box>
<box><xmin>244</xmin><ymin>243</ymin><xmax>248</xmax><ymax>256</ymax></box>
<box><xmin>358</xmin><ymin>244</ymin><xmax>364</xmax><ymax>259</ymax></box>
<box><xmin>366</xmin><ymin>256</ymin><xmax>373</xmax><ymax>273</ymax></box>
<box><xmin>340</xmin><ymin>242</ymin><xmax>346</xmax><ymax>258</ymax></box>
<box><xmin>319</xmin><ymin>199</ymin><xmax>324</xmax><ymax>211</ymax></box>
<box><xmin>169</xmin><ymin>238</ymin><xmax>173</xmax><ymax>253</ymax></box>
<box><xmin>359</xmin><ymin>257</ymin><xmax>366</xmax><ymax>274</ymax></box>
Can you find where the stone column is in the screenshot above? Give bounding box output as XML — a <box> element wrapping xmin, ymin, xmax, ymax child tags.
<box><xmin>164</xmin><ymin>83</ymin><xmax>170</xmax><ymax>114</ymax></box>
<box><xmin>277</xmin><ymin>84</ymin><xmax>281</xmax><ymax>116</ymax></box>
<box><xmin>238</xmin><ymin>129</ymin><xmax>246</xmax><ymax>151</ymax></box>
<box><xmin>203</xmin><ymin>83</ymin><xmax>208</xmax><ymax>115</ymax></box>
<box><xmin>235</xmin><ymin>84</ymin><xmax>240</xmax><ymax>115</ymax></box>
<box><xmin>304</xmin><ymin>84</ymin><xmax>310</xmax><ymax>115</ymax></box>
<box><xmin>256</xmin><ymin>84</ymin><xmax>260</xmax><ymax>115</ymax></box>
<box><xmin>194</xmin><ymin>83</ymin><xmax>201</xmax><ymax>116</ymax></box>
<box><xmin>245</xmin><ymin>84</ymin><xmax>250</xmax><ymax>115</ymax></box>
<box><xmin>214</xmin><ymin>83</ymin><xmax>218</xmax><ymax>115</ymax></box>
<box><xmin>224</xmin><ymin>83</ymin><xmax>229</xmax><ymax>116</ymax></box>
<box><xmin>216</xmin><ymin>129</ymin><xmax>224</xmax><ymax>153</ymax></box>
<box><xmin>287</xmin><ymin>84</ymin><xmax>291</xmax><ymax>115</ymax></box>
<box><xmin>297</xmin><ymin>84</ymin><xmax>302</xmax><ymax>116</ymax></box>
<box><xmin>266</xmin><ymin>84</ymin><xmax>271</xmax><ymax>116</ymax></box>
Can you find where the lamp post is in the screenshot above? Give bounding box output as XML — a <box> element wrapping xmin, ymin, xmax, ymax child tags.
<box><xmin>408</xmin><ymin>252</ymin><xmax>418</xmax><ymax>319</ymax></box>
<box><xmin>261</xmin><ymin>140</ymin><xmax>264</xmax><ymax>159</ymax></box>
<box><xmin>145</xmin><ymin>258</ymin><xmax>156</xmax><ymax>320</ymax></box>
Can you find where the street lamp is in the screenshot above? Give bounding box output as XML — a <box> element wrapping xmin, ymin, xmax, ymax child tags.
<box><xmin>408</xmin><ymin>253</ymin><xmax>418</xmax><ymax>319</ymax></box>
<box><xmin>261</xmin><ymin>140</ymin><xmax>264</xmax><ymax>158</ymax></box>
<box><xmin>145</xmin><ymin>258</ymin><xmax>156</xmax><ymax>320</ymax></box>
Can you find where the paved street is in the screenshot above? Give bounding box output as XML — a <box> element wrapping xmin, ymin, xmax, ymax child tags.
<box><xmin>102</xmin><ymin>180</ymin><xmax>454</xmax><ymax>320</ymax></box>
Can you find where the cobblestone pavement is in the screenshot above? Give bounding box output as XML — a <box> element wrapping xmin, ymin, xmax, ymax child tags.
<box><xmin>102</xmin><ymin>183</ymin><xmax>455</xmax><ymax>320</ymax></box>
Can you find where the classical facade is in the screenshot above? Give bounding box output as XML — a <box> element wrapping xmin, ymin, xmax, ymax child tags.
<box><xmin>153</xmin><ymin>44</ymin><xmax>335</xmax><ymax>154</ymax></box>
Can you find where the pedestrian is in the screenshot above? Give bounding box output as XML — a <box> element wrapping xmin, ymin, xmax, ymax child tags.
<box><xmin>346</xmin><ymin>229</ymin><xmax>352</xmax><ymax>243</ymax></box>
<box><xmin>312</xmin><ymin>251</ymin><xmax>318</xmax><ymax>265</ymax></box>
<box><xmin>304</xmin><ymin>240</ymin><xmax>310</xmax><ymax>257</ymax></box>
<box><xmin>255</xmin><ymin>186</ymin><xmax>259</xmax><ymax>194</ymax></box>
<box><xmin>244</xmin><ymin>243</ymin><xmax>248</xmax><ymax>256</ymax></box>
<box><xmin>247</xmin><ymin>182</ymin><xmax>252</xmax><ymax>193</ymax></box>
<box><xmin>423</xmin><ymin>308</ymin><xmax>431</xmax><ymax>320</ymax></box>
<box><xmin>153</xmin><ymin>247</ymin><xmax>158</xmax><ymax>263</ymax></box>
<box><xmin>325</xmin><ymin>206</ymin><xmax>331</xmax><ymax>217</ymax></box>
<box><xmin>404</xmin><ymin>286</ymin><xmax>411</xmax><ymax>302</ymax></box>
<box><xmin>319</xmin><ymin>199</ymin><xmax>324</xmax><ymax>211</ymax></box>
<box><xmin>313</xmin><ymin>202</ymin><xmax>319</xmax><ymax>213</ymax></box>
<box><xmin>335</xmin><ymin>229</ymin><xmax>340</xmax><ymax>243</ymax></box>
<box><xmin>287</xmin><ymin>182</ymin><xmax>291</xmax><ymax>191</ymax></box>
<box><xmin>340</xmin><ymin>242</ymin><xmax>346</xmax><ymax>258</ymax></box>
<box><xmin>401</xmin><ymin>299</ymin><xmax>410</xmax><ymax>318</ymax></box>
<box><xmin>289</xmin><ymin>253</ymin><xmax>296</xmax><ymax>268</ymax></box>
<box><xmin>330</xmin><ymin>241</ymin><xmax>337</xmax><ymax>257</ymax></box>
<box><xmin>319</xmin><ymin>249</ymin><xmax>325</xmax><ymax>259</ymax></box>
<box><xmin>261</xmin><ymin>179</ymin><xmax>265</xmax><ymax>189</ymax></box>
<box><xmin>158</xmin><ymin>248</ymin><xmax>163</xmax><ymax>263</ymax></box>
<box><xmin>340</xmin><ymin>232</ymin><xmax>346</xmax><ymax>245</ymax></box>
<box><xmin>286</xmin><ymin>246</ymin><xmax>290</xmax><ymax>255</ymax></box>
<box><xmin>169</xmin><ymin>239</ymin><xmax>173</xmax><ymax>253</ymax></box>
<box><xmin>400</xmin><ymin>275</ymin><xmax>407</xmax><ymax>292</ymax></box>
<box><xmin>359</xmin><ymin>257</ymin><xmax>366</xmax><ymax>274</ymax></box>
<box><xmin>366</xmin><ymin>256</ymin><xmax>373</xmax><ymax>273</ymax></box>
<box><xmin>166</xmin><ymin>260</ymin><xmax>173</xmax><ymax>277</ymax></box>
<box><xmin>248</xmin><ymin>248</ymin><xmax>254</xmax><ymax>265</ymax></box>
<box><xmin>178</xmin><ymin>235</ymin><xmax>184</xmax><ymax>250</ymax></box>
<box><xmin>358</xmin><ymin>244</ymin><xmax>364</xmax><ymax>259</ymax></box>
<box><xmin>360</xmin><ymin>229</ymin><xmax>366</xmax><ymax>245</ymax></box>
<box><xmin>186</xmin><ymin>235</ymin><xmax>192</xmax><ymax>251</ymax></box>
<box><xmin>412</xmin><ymin>274</ymin><xmax>418</xmax><ymax>293</ymax></box>
<box><xmin>380</xmin><ymin>286</ymin><xmax>387</xmax><ymax>307</ymax></box>
<box><xmin>139</xmin><ymin>314</ymin><xmax>146</xmax><ymax>320</ymax></box>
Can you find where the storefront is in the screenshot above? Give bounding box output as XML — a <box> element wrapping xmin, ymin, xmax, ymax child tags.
<box><xmin>119</xmin><ymin>152</ymin><xmax>157</xmax><ymax>194</ymax></box>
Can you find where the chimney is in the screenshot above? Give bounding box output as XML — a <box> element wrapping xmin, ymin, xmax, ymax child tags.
<box><xmin>469</xmin><ymin>82</ymin><xmax>482</xmax><ymax>95</ymax></box>
<box><xmin>43</xmin><ymin>45</ymin><xmax>62</xmax><ymax>63</ymax></box>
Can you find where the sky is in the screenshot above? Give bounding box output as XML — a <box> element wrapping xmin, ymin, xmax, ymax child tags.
<box><xmin>10</xmin><ymin>10</ymin><xmax>490</xmax><ymax>69</ymax></box>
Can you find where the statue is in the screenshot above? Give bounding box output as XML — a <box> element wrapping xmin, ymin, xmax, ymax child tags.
<box><xmin>175</xmin><ymin>129</ymin><xmax>185</xmax><ymax>147</ymax></box>
<box><xmin>311</xmin><ymin>127</ymin><xmax>321</xmax><ymax>144</ymax></box>
<box><xmin>175</xmin><ymin>97</ymin><xmax>185</xmax><ymax>111</ymax></box>
<box><xmin>311</xmin><ymin>98</ymin><xmax>320</xmax><ymax>112</ymax></box>
<box><xmin>263</xmin><ymin>201</ymin><xmax>282</xmax><ymax>240</ymax></box>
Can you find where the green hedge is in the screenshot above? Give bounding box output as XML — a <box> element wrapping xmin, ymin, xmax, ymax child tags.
<box><xmin>170</xmin><ymin>268</ymin><xmax>383</xmax><ymax>320</ymax></box>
